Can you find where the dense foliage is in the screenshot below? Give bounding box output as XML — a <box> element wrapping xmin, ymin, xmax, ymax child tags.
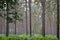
<box><xmin>0</xmin><ymin>0</ymin><xmax>16</xmax><ymax>9</ymax></box>
<box><xmin>0</xmin><ymin>0</ymin><xmax>21</xmax><ymax>23</ymax></box>
<box><xmin>0</xmin><ymin>35</ymin><xmax>59</xmax><ymax>40</ymax></box>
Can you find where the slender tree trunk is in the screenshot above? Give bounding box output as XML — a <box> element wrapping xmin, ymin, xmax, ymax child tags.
<box><xmin>15</xmin><ymin>22</ymin><xmax>16</xmax><ymax>34</ymax></box>
<box><xmin>57</xmin><ymin>0</ymin><xmax>59</xmax><ymax>39</ymax></box>
<box><xmin>29</xmin><ymin>0</ymin><xmax>32</xmax><ymax>36</ymax></box>
<box><xmin>41</xmin><ymin>0</ymin><xmax>46</xmax><ymax>37</ymax></box>
<box><xmin>6</xmin><ymin>0</ymin><xmax>9</xmax><ymax>36</ymax></box>
<box><xmin>14</xmin><ymin>1</ymin><xmax>17</xmax><ymax>34</ymax></box>
<box><xmin>25</xmin><ymin>0</ymin><xmax>28</xmax><ymax>35</ymax></box>
<box><xmin>15</xmin><ymin>12</ymin><xmax>17</xmax><ymax>34</ymax></box>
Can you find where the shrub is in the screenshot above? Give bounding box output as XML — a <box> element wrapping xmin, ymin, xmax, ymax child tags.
<box><xmin>45</xmin><ymin>35</ymin><xmax>58</xmax><ymax>40</ymax></box>
<box><xmin>0</xmin><ymin>34</ymin><xmax>59</xmax><ymax>40</ymax></box>
<box><xmin>0</xmin><ymin>36</ymin><xmax>8</xmax><ymax>40</ymax></box>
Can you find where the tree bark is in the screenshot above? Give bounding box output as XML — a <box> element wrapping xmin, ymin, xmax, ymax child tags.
<box><xmin>41</xmin><ymin>0</ymin><xmax>46</xmax><ymax>37</ymax></box>
<box><xmin>57</xmin><ymin>0</ymin><xmax>59</xmax><ymax>39</ymax></box>
<box><xmin>29</xmin><ymin>0</ymin><xmax>32</xmax><ymax>36</ymax></box>
<box><xmin>6</xmin><ymin>0</ymin><xmax>9</xmax><ymax>36</ymax></box>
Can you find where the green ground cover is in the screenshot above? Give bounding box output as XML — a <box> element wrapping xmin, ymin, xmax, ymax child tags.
<box><xmin>0</xmin><ymin>34</ymin><xmax>59</xmax><ymax>40</ymax></box>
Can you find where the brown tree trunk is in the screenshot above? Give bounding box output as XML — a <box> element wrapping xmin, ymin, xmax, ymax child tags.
<box><xmin>41</xmin><ymin>0</ymin><xmax>46</xmax><ymax>37</ymax></box>
<box><xmin>57</xmin><ymin>0</ymin><xmax>59</xmax><ymax>39</ymax></box>
<box><xmin>29</xmin><ymin>0</ymin><xmax>32</xmax><ymax>36</ymax></box>
<box><xmin>6</xmin><ymin>0</ymin><xmax>9</xmax><ymax>36</ymax></box>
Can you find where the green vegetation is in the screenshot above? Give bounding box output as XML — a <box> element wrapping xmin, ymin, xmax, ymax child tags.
<box><xmin>0</xmin><ymin>0</ymin><xmax>21</xmax><ymax>23</ymax></box>
<box><xmin>0</xmin><ymin>35</ymin><xmax>59</xmax><ymax>40</ymax></box>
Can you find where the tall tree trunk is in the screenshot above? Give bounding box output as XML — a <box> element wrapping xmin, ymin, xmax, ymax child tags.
<box><xmin>57</xmin><ymin>0</ymin><xmax>59</xmax><ymax>39</ymax></box>
<box><xmin>25</xmin><ymin>0</ymin><xmax>28</xmax><ymax>35</ymax></box>
<box><xmin>5</xmin><ymin>0</ymin><xmax>9</xmax><ymax>36</ymax></box>
<box><xmin>29</xmin><ymin>0</ymin><xmax>32</xmax><ymax>36</ymax></box>
<box><xmin>14</xmin><ymin>0</ymin><xmax>17</xmax><ymax>34</ymax></box>
<box><xmin>14</xmin><ymin>12</ymin><xmax>17</xmax><ymax>34</ymax></box>
<box><xmin>41</xmin><ymin>0</ymin><xmax>46</xmax><ymax>37</ymax></box>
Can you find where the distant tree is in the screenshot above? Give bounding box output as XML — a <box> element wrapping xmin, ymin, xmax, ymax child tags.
<box><xmin>25</xmin><ymin>0</ymin><xmax>28</xmax><ymax>35</ymax></box>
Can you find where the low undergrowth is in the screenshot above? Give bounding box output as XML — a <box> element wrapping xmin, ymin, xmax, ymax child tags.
<box><xmin>0</xmin><ymin>34</ymin><xmax>59</xmax><ymax>40</ymax></box>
